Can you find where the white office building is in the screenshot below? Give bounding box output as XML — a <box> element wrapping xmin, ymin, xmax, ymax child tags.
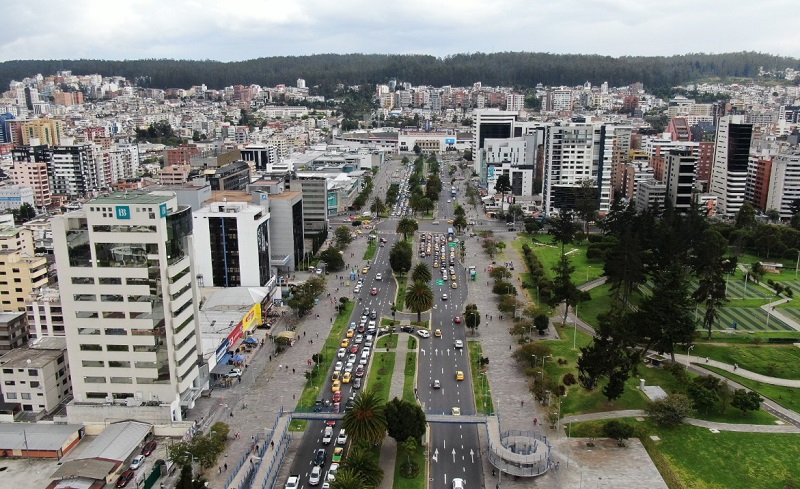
<box><xmin>52</xmin><ymin>191</ymin><xmax>203</xmax><ymax>424</ymax></box>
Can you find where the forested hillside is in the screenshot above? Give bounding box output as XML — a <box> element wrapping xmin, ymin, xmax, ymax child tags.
<box><xmin>1</xmin><ymin>51</ymin><xmax>798</xmax><ymax>92</ymax></box>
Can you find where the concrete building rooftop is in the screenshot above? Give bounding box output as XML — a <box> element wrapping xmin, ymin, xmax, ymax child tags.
<box><xmin>0</xmin><ymin>344</ymin><xmax>63</xmax><ymax>368</ymax></box>
<box><xmin>92</xmin><ymin>192</ymin><xmax>172</xmax><ymax>205</ymax></box>
<box><xmin>267</xmin><ymin>190</ymin><xmax>301</xmax><ymax>200</ymax></box>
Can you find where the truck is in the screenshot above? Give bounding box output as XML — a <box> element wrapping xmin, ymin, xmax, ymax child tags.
<box><xmin>469</xmin><ymin>265</ymin><xmax>477</xmax><ymax>281</ymax></box>
<box><xmin>322</xmin><ymin>426</ymin><xmax>333</xmax><ymax>444</ymax></box>
<box><xmin>285</xmin><ymin>475</ymin><xmax>300</xmax><ymax>489</ymax></box>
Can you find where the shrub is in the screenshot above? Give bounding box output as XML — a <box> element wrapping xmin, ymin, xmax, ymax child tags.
<box><xmin>562</xmin><ymin>373</ymin><xmax>577</xmax><ymax>386</ymax></box>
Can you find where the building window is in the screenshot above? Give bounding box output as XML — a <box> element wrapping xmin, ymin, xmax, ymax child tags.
<box><xmin>30</xmin><ymin>381</ymin><xmax>39</xmax><ymax>388</ymax></box>
<box><xmin>4</xmin><ymin>381</ymin><xmax>14</xmax><ymax>386</ymax></box>
<box><xmin>74</xmin><ymin>294</ymin><xmax>96</xmax><ymax>302</ymax></box>
<box><xmin>28</xmin><ymin>369</ymin><xmax>37</xmax><ymax>377</ymax></box>
<box><xmin>79</xmin><ymin>344</ymin><xmax>102</xmax><ymax>351</ymax></box>
<box><xmin>78</xmin><ymin>328</ymin><xmax>100</xmax><ymax>335</ymax></box>
<box><xmin>21</xmin><ymin>393</ymin><xmax>31</xmax><ymax>400</ymax></box>
<box><xmin>6</xmin><ymin>392</ymin><xmax>16</xmax><ymax>399</ymax></box>
<box><xmin>99</xmin><ymin>277</ymin><xmax>122</xmax><ymax>285</ymax></box>
<box><xmin>110</xmin><ymin>377</ymin><xmax>133</xmax><ymax>384</ymax></box>
<box><xmin>86</xmin><ymin>392</ymin><xmax>108</xmax><ymax>399</ymax></box>
<box><xmin>82</xmin><ymin>360</ymin><xmax>104</xmax><ymax>368</ymax></box>
<box><xmin>104</xmin><ymin>327</ymin><xmax>127</xmax><ymax>335</ymax></box>
<box><xmin>107</xmin><ymin>344</ymin><xmax>129</xmax><ymax>352</ymax></box>
<box><xmin>83</xmin><ymin>377</ymin><xmax>106</xmax><ymax>384</ymax></box>
<box><xmin>101</xmin><ymin>294</ymin><xmax>124</xmax><ymax>302</ymax></box>
<box><xmin>109</xmin><ymin>361</ymin><xmax>131</xmax><ymax>368</ymax></box>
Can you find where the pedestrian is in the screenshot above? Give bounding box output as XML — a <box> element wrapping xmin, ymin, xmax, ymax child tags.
<box><xmin>509</xmin><ymin>345</ymin><xmax>512</xmax><ymax>351</ymax></box>
<box><xmin>293</xmin><ymin>394</ymin><xmax>296</xmax><ymax>400</ymax></box>
<box><xmin>238</xmin><ymin>376</ymin><xmax>241</xmax><ymax>383</ymax></box>
<box><xmin>271</xmin><ymin>441</ymin><xmax>275</xmax><ymax>449</ymax></box>
<box><xmin>279</xmin><ymin>364</ymin><xmax>282</xmax><ymax>370</ymax></box>
<box><xmin>224</xmin><ymin>463</ymin><xmax>228</xmax><ymax>471</ymax></box>
<box><xmin>219</xmin><ymin>466</ymin><xmax>222</xmax><ymax>474</ymax></box>
<box><xmin>292</xmin><ymin>368</ymin><xmax>295</xmax><ymax>374</ymax></box>
<box><xmin>252</xmin><ymin>434</ymin><xmax>255</xmax><ymax>442</ymax></box>
<box><xmin>521</xmin><ymin>400</ymin><xmax>524</xmax><ymax>407</ymax></box>
<box><xmin>534</xmin><ymin>417</ymin><xmax>538</xmax><ymax>426</ymax></box>
<box><xmin>310</xmin><ymin>339</ymin><xmax>313</xmax><ymax>344</ymax></box>
<box><xmin>317</xmin><ymin>332</ymin><xmax>319</xmax><ymax>338</ymax></box>
<box><xmin>706</xmin><ymin>357</ymin><xmax>709</xmax><ymax>363</ymax></box>
<box><xmin>303</xmin><ymin>331</ymin><xmax>306</xmax><ymax>337</ymax></box>
<box><xmin>734</xmin><ymin>363</ymin><xmax>738</xmax><ymax>371</ymax></box>
<box><xmin>269</xmin><ymin>355</ymin><xmax>272</xmax><ymax>362</ymax></box>
<box><xmin>230</xmin><ymin>411</ymin><xmax>234</xmax><ymax>418</ymax></box>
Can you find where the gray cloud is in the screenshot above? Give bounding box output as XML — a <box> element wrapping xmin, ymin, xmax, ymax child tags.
<box><xmin>1</xmin><ymin>0</ymin><xmax>797</xmax><ymax>62</ymax></box>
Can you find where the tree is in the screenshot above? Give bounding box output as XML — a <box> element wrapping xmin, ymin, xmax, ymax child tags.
<box><xmin>177</xmin><ymin>464</ymin><xmax>194</xmax><ymax>489</ymax></box>
<box><xmin>12</xmin><ymin>203</ymin><xmax>36</xmax><ymax>224</ymax></box>
<box><xmin>688</xmin><ymin>380</ymin><xmax>720</xmax><ymax>415</ymax></box>
<box><xmin>512</xmin><ymin>342</ymin><xmax>552</xmax><ymax>368</ymax></box>
<box><xmin>400</xmin><ymin>437</ymin><xmax>418</xmax><ymax>474</ymax></box>
<box><xmin>396</xmin><ymin>217</ymin><xmax>418</xmax><ymax>241</ymax></box>
<box><xmin>340</xmin><ymin>446</ymin><xmax>383</xmax><ymax>488</ymax></box>
<box><xmin>413</xmin><ymin>144</ymin><xmax>421</xmax><ymax>155</ymax></box>
<box><xmin>749</xmin><ymin>261</ymin><xmax>766</xmax><ymax>284</ymax></box>
<box><xmin>646</xmin><ymin>393</ymin><xmax>692</xmax><ymax>427</ymax></box>
<box><xmin>602</xmin><ymin>370</ymin><xmax>627</xmax><ymax>402</ymax></box>
<box><xmin>319</xmin><ymin>248</ymin><xmax>345</xmax><ymax>272</ymax></box>
<box><xmin>550</xmin><ymin>254</ymin><xmax>581</xmax><ymax>327</ymax></box>
<box><xmin>452</xmin><ymin>214</ymin><xmax>468</xmax><ymax>232</ymax></box>
<box><xmin>463</xmin><ymin>149</ymin><xmax>473</xmax><ymax>161</ymax></box>
<box><xmin>494</xmin><ymin>174</ymin><xmax>512</xmax><ymax>211</ymax></box>
<box><xmin>411</xmin><ymin>262</ymin><xmax>432</xmax><ymax>283</ymax></box>
<box><xmin>731</xmin><ymin>389</ymin><xmax>763</xmax><ymax>415</ymax></box>
<box><xmin>534</xmin><ymin>314</ymin><xmax>549</xmax><ymax>335</ymax></box>
<box><xmin>489</xmin><ymin>266</ymin><xmax>512</xmax><ymax>281</ymax></box>
<box><xmin>635</xmin><ymin>264</ymin><xmax>695</xmax><ymax>362</ymax></box>
<box><xmin>329</xmin><ymin>468</ymin><xmax>367</xmax><ymax>489</ymax></box>
<box><xmin>385</xmin><ymin>398</ymin><xmax>426</xmax><ymax>443</ymax></box>
<box><xmin>735</xmin><ymin>201</ymin><xmax>757</xmax><ymax>229</ymax></box>
<box><xmin>343</xmin><ymin>389</ymin><xmax>387</xmax><ymax>445</ymax></box>
<box><xmin>602</xmin><ymin>420</ymin><xmax>635</xmax><ymax>447</ymax></box>
<box><xmin>548</xmin><ymin>211</ymin><xmax>579</xmax><ymax>255</ymax></box>
<box><xmin>370</xmin><ymin>196</ymin><xmax>386</xmax><ymax>216</ymax></box>
<box><xmin>389</xmin><ymin>241</ymin><xmax>413</xmax><ymax>277</ymax></box>
<box><xmin>692</xmin><ymin>229</ymin><xmax>736</xmax><ymax>339</ymax></box>
<box><xmin>574</xmin><ymin>179</ymin><xmax>598</xmax><ymax>233</ymax></box>
<box><xmin>464</xmin><ymin>303</ymin><xmax>481</xmax><ymax>334</ymax></box>
<box><xmin>405</xmin><ymin>280</ymin><xmax>434</xmax><ymax>322</ymax></box>
<box><xmin>334</xmin><ymin>226</ymin><xmax>353</xmax><ymax>249</ymax></box>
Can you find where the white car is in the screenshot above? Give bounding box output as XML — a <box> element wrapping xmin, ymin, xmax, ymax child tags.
<box><xmin>375</xmin><ymin>273</ymin><xmax>382</xmax><ymax>280</ymax></box>
<box><xmin>334</xmin><ymin>361</ymin><xmax>343</xmax><ymax>371</ymax></box>
<box><xmin>417</xmin><ymin>329</ymin><xmax>431</xmax><ymax>338</ymax></box>
<box><xmin>337</xmin><ymin>348</ymin><xmax>346</xmax><ymax>359</ymax></box>
<box><xmin>359</xmin><ymin>355</ymin><xmax>368</xmax><ymax>365</ymax></box>
<box><xmin>442</xmin><ymin>294</ymin><xmax>448</xmax><ymax>300</ymax></box>
<box><xmin>327</xmin><ymin>463</ymin><xmax>339</xmax><ymax>482</ymax></box>
<box><xmin>362</xmin><ymin>347</ymin><xmax>371</xmax><ymax>357</ymax></box>
<box><xmin>337</xmin><ymin>429</ymin><xmax>348</xmax><ymax>445</ymax></box>
<box><xmin>452</xmin><ymin>477</ymin><xmax>465</xmax><ymax>489</ymax></box>
<box><xmin>454</xmin><ymin>340</ymin><xmax>464</xmax><ymax>348</ymax></box>
<box><xmin>345</xmin><ymin>362</ymin><xmax>355</xmax><ymax>373</ymax></box>
<box><xmin>347</xmin><ymin>354</ymin><xmax>357</xmax><ymax>364</ymax></box>
<box><xmin>309</xmin><ymin>466</ymin><xmax>322</xmax><ymax>486</ymax></box>
<box><xmin>130</xmin><ymin>454</ymin><xmax>145</xmax><ymax>470</ymax></box>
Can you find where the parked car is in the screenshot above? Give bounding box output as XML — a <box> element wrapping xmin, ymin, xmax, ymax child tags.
<box><xmin>141</xmin><ymin>440</ymin><xmax>157</xmax><ymax>456</ymax></box>
<box><xmin>116</xmin><ymin>470</ymin><xmax>135</xmax><ymax>488</ymax></box>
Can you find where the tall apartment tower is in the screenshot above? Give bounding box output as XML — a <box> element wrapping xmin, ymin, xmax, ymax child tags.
<box><xmin>710</xmin><ymin>115</ymin><xmax>753</xmax><ymax>217</ymax></box>
<box><xmin>52</xmin><ymin>192</ymin><xmax>202</xmax><ymax>423</ymax></box>
<box><xmin>665</xmin><ymin>148</ymin><xmax>698</xmax><ymax>212</ymax></box>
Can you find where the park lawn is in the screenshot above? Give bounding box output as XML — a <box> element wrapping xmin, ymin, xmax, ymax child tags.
<box><xmin>367</xmin><ymin>352</ymin><xmax>396</xmax><ymax>403</ymax></box>
<box><xmin>363</xmin><ymin>240</ymin><xmax>377</xmax><ymax>261</ymax></box>
<box><xmin>392</xmin><ymin>444</ymin><xmax>427</xmax><ymax>489</ymax></box>
<box><xmin>575</xmin><ymin>282</ymin><xmax>615</xmax><ymax>328</ymax></box>
<box><xmin>679</xmin><ymin>344</ymin><xmax>800</xmax><ymax>380</ymax></box>
<box><xmin>468</xmin><ymin>341</ymin><xmax>494</xmax><ymax>415</ymax></box>
<box><xmin>569</xmin><ymin>418</ymin><xmax>800</xmax><ymax>489</ymax></box>
<box><xmin>402</xmin><ymin>352</ymin><xmax>417</xmax><ymax>403</ymax></box>
<box><xmin>377</xmin><ymin>333</ymin><xmax>398</xmax><ymax>349</ymax></box>
<box><xmin>703</xmin><ymin>365</ymin><xmax>800</xmax><ymax>414</ymax></box>
<box><xmin>513</xmin><ymin>234</ymin><xmax>602</xmax><ymax>284</ymax></box>
<box><xmin>693</xmin><ymin>330</ymin><xmax>800</xmax><ymax>344</ymax></box>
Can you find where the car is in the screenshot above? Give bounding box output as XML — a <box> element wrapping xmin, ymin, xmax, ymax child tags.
<box><xmin>327</xmin><ymin>462</ymin><xmax>340</xmax><ymax>482</ymax></box>
<box><xmin>347</xmin><ymin>354</ymin><xmax>357</xmax><ymax>364</ymax></box>
<box><xmin>322</xmin><ymin>426</ymin><xmax>334</xmax><ymax>444</ymax></box>
<box><xmin>359</xmin><ymin>354</ymin><xmax>368</xmax><ymax>365</ymax></box>
<box><xmin>337</xmin><ymin>429</ymin><xmax>348</xmax><ymax>445</ymax></box>
<box><xmin>362</xmin><ymin>347</ymin><xmax>371</xmax><ymax>357</ymax></box>
<box><xmin>325</xmin><ymin>419</ymin><xmax>337</xmax><ymax>427</ymax></box>
<box><xmin>332</xmin><ymin>402</ymin><xmax>341</xmax><ymax>414</ymax></box>
<box><xmin>330</xmin><ymin>446</ymin><xmax>345</xmax><ymax>463</ymax></box>
<box><xmin>309</xmin><ymin>465</ymin><xmax>323</xmax><ymax>485</ymax></box>
<box><xmin>370</xmin><ymin>287</ymin><xmax>378</xmax><ymax>295</ymax></box>
<box><xmin>333</xmin><ymin>391</ymin><xmax>343</xmax><ymax>402</ymax></box>
<box><xmin>434</xmin><ymin>329</ymin><xmax>442</xmax><ymax>337</ymax></box>
<box><xmin>331</xmin><ymin>380</ymin><xmax>341</xmax><ymax>392</ymax></box>
<box><xmin>357</xmin><ymin>324</ymin><xmax>366</xmax><ymax>334</ymax></box>
<box><xmin>417</xmin><ymin>329</ymin><xmax>431</xmax><ymax>338</ymax></box>
<box><xmin>361</xmin><ymin>266</ymin><xmax>370</xmax><ymax>274</ymax></box>
<box><xmin>451</xmin><ymin>407</ymin><xmax>461</xmax><ymax>416</ymax></box>
<box><xmin>451</xmin><ymin>282</ymin><xmax>458</xmax><ymax>289</ymax></box>
<box><xmin>442</xmin><ymin>294</ymin><xmax>448</xmax><ymax>300</ymax></box>
<box><xmin>353</xmin><ymin>286</ymin><xmax>362</xmax><ymax>293</ymax></box>
<box><xmin>345</xmin><ymin>362</ymin><xmax>354</xmax><ymax>373</ymax></box>
<box><xmin>375</xmin><ymin>273</ymin><xmax>382</xmax><ymax>280</ymax></box>
<box><xmin>346</xmin><ymin>329</ymin><xmax>354</xmax><ymax>338</ymax></box>
<box><xmin>370</xmin><ymin>309</ymin><xmax>377</xmax><ymax>319</ymax></box>
<box><xmin>314</xmin><ymin>448</ymin><xmax>326</xmax><ymax>466</ymax></box>
<box><xmin>400</xmin><ymin>325</ymin><xmax>415</xmax><ymax>333</ymax></box>
<box><xmin>452</xmin><ymin>477</ymin><xmax>465</xmax><ymax>489</ymax></box>
<box><xmin>433</xmin><ymin>261</ymin><xmax>439</xmax><ymax>268</ymax></box>
<box><xmin>456</xmin><ymin>371</ymin><xmax>464</xmax><ymax>381</ymax></box>
<box><xmin>453</xmin><ymin>316</ymin><xmax>462</xmax><ymax>324</ymax></box>
<box><xmin>432</xmin><ymin>379</ymin><xmax>441</xmax><ymax>389</ymax></box>
<box><xmin>332</xmin><ymin>371</ymin><xmax>340</xmax><ymax>382</ymax></box>
<box><xmin>342</xmin><ymin>372</ymin><xmax>352</xmax><ymax>384</ymax></box>
<box><xmin>451</xmin><ymin>274</ymin><xmax>458</xmax><ymax>281</ymax></box>
<box><xmin>349</xmin><ymin>344</ymin><xmax>360</xmax><ymax>354</ymax></box>
<box><xmin>227</xmin><ymin>368</ymin><xmax>242</xmax><ymax>378</ymax></box>
<box><xmin>340</xmin><ymin>338</ymin><xmax>350</xmax><ymax>348</ymax></box>
<box><xmin>334</xmin><ymin>361</ymin><xmax>343</xmax><ymax>372</ymax></box>
<box><xmin>116</xmin><ymin>469</ymin><xmax>135</xmax><ymax>488</ymax></box>
<box><xmin>454</xmin><ymin>340</ymin><xmax>464</xmax><ymax>348</ymax></box>
<box><xmin>353</xmin><ymin>377</ymin><xmax>362</xmax><ymax>389</ymax></box>
<box><xmin>128</xmin><ymin>455</ymin><xmax>146</xmax><ymax>470</ymax></box>
<box><xmin>368</xmin><ymin>320</ymin><xmax>376</xmax><ymax>330</ymax></box>
<box><xmin>141</xmin><ymin>440</ymin><xmax>157</xmax><ymax>456</ymax></box>
<box><xmin>355</xmin><ymin>365</ymin><xmax>365</xmax><ymax>377</ymax></box>
<box><xmin>337</xmin><ymin>348</ymin><xmax>346</xmax><ymax>359</ymax></box>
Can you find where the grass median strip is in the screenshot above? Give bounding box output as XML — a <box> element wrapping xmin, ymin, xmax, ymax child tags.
<box><xmin>402</xmin><ymin>352</ymin><xmax>417</xmax><ymax>403</ymax></box>
<box><xmin>363</xmin><ymin>240</ymin><xmax>377</xmax><ymax>261</ymax></box>
<box><xmin>368</xmin><ymin>352</ymin><xmax>396</xmax><ymax>403</ymax></box>
<box><xmin>468</xmin><ymin>341</ymin><xmax>493</xmax><ymax>414</ymax></box>
<box><xmin>392</xmin><ymin>443</ymin><xmax>426</xmax><ymax>489</ymax></box>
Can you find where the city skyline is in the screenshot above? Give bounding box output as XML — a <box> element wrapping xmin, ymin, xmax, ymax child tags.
<box><xmin>3</xmin><ymin>0</ymin><xmax>800</xmax><ymax>63</ymax></box>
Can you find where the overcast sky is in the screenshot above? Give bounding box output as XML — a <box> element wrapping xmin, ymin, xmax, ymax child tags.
<box><xmin>2</xmin><ymin>0</ymin><xmax>798</xmax><ymax>62</ymax></box>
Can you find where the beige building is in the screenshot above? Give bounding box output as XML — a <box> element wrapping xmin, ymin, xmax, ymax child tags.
<box><xmin>21</xmin><ymin>119</ymin><xmax>64</xmax><ymax>146</ymax></box>
<box><xmin>11</xmin><ymin>159</ymin><xmax>51</xmax><ymax>209</ymax></box>
<box><xmin>0</xmin><ymin>311</ymin><xmax>28</xmax><ymax>351</ymax></box>
<box><xmin>159</xmin><ymin>164</ymin><xmax>192</xmax><ymax>185</ymax></box>
<box><xmin>0</xmin><ymin>336</ymin><xmax>71</xmax><ymax>414</ymax></box>
<box><xmin>26</xmin><ymin>287</ymin><xmax>64</xmax><ymax>338</ymax></box>
<box><xmin>0</xmin><ymin>226</ymin><xmax>48</xmax><ymax>312</ymax></box>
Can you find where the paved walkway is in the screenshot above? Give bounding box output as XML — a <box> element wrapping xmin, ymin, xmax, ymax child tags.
<box><xmin>561</xmin><ymin>409</ymin><xmax>800</xmax><ymax>433</ymax></box>
<box><xmin>686</xmin><ymin>355</ymin><xmax>800</xmax><ymax>387</ymax></box>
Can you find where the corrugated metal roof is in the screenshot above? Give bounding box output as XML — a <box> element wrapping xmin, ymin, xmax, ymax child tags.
<box><xmin>0</xmin><ymin>423</ymin><xmax>82</xmax><ymax>451</ymax></box>
<box><xmin>78</xmin><ymin>421</ymin><xmax>152</xmax><ymax>462</ymax></box>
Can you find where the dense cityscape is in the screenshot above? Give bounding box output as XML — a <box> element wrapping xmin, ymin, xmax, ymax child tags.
<box><xmin>0</xmin><ymin>62</ymin><xmax>798</xmax><ymax>489</ymax></box>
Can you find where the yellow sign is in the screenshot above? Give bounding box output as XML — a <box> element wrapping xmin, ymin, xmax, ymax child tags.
<box><xmin>241</xmin><ymin>303</ymin><xmax>262</xmax><ymax>332</ymax></box>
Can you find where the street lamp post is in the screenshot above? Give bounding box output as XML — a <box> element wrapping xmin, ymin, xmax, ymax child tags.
<box><xmin>686</xmin><ymin>345</ymin><xmax>695</xmax><ymax>366</ymax></box>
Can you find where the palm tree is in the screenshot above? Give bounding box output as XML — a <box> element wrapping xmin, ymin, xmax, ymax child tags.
<box><xmin>396</xmin><ymin>217</ymin><xmax>418</xmax><ymax>241</ymax></box>
<box><xmin>411</xmin><ymin>263</ymin><xmax>432</xmax><ymax>283</ymax></box>
<box><xmin>340</xmin><ymin>447</ymin><xmax>383</xmax><ymax>488</ymax></box>
<box><xmin>405</xmin><ymin>280</ymin><xmax>434</xmax><ymax>323</ymax></box>
<box><xmin>329</xmin><ymin>468</ymin><xmax>368</xmax><ymax>489</ymax></box>
<box><xmin>370</xmin><ymin>196</ymin><xmax>386</xmax><ymax>216</ymax></box>
<box><xmin>343</xmin><ymin>389</ymin><xmax>387</xmax><ymax>445</ymax></box>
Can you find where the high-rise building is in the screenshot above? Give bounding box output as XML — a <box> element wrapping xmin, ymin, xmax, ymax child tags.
<box><xmin>506</xmin><ymin>94</ymin><xmax>525</xmax><ymax>112</ymax></box>
<box><xmin>12</xmin><ymin>146</ymin><xmax>52</xmax><ymax>209</ymax></box>
<box><xmin>21</xmin><ymin>119</ymin><xmax>64</xmax><ymax>146</ymax></box>
<box><xmin>471</xmin><ymin>109</ymin><xmax>518</xmax><ymax>159</ymax></box>
<box><xmin>665</xmin><ymin>149</ymin><xmax>698</xmax><ymax>212</ymax></box>
<box><xmin>49</xmin><ymin>144</ymin><xmax>99</xmax><ymax>198</ymax></box>
<box><xmin>0</xmin><ymin>226</ymin><xmax>48</xmax><ymax>312</ymax></box>
<box><xmin>192</xmin><ymin>198</ymin><xmax>272</xmax><ymax>288</ymax></box>
<box><xmin>710</xmin><ymin>115</ymin><xmax>753</xmax><ymax>217</ymax></box>
<box><xmin>52</xmin><ymin>192</ymin><xmax>202</xmax><ymax>423</ymax></box>
<box><xmin>295</xmin><ymin>176</ymin><xmax>328</xmax><ymax>234</ymax></box>
<box><xmin>765</xmin><ymin>150</ymin><xmax>800</xmax><ymax>219</ymax></box>
<box><xmin>264</xmin><ymin>190</ymin><xmax>305</xmax><ymax>272</ymax></box>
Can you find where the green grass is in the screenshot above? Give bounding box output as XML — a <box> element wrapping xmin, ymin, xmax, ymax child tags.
<box><xmin>468</xmin><ymin>341</ymin><xmax>494</xmax><ymax>415</ymax></box>
<box><xmin>290</xmin><ymin>301</ymin><xmax>355</xmax><ymax>431</ymax></box>
<box><xmin>407</xmin><ymin>337</ymin><xmax>417</xmax><ymax>349</ymax></box>
<box><xmin>381</xmin><ymin>318</ymin><xmax>399</xmax><ymax>327</ymax></box>
<box><xmin>392</xmin><ymin>444</ymin><xmax>427</xmax><ymax>489</ymax></box>
<box><xmin>569</xmin><ymin>418</ymin><xmax>800</xmax><ymax>489</ymax></box>
<box><xmin>402</xmin><ymin>352</ymin><xmax>417</xmax><ymax>403</ymax></box>
<box><xmin>513</xmin><ymin>234</ymin><xmax>603</xmax><ymax>284</ymax></box>
<box><xmin>410</xmin><ymin>319</ymin><xmax>429</xmax><ymax>328</ymax></box>
<box><xmin>703</xmin><ymin>365</ymin><xmax>800</xmax><ymax>414</ymax></box>
<box><xmin>376</xmin><ymin>334</ymin><xmax>398</xmax><ymax>349</ymax></box>
<box><xmin>676</xmin><ymin>344</ymin><xmax>800</xmax><ymax>380</ymax></box>
<box><xmin>693</xmin><ymin>330</ymin><xmax>800</xmax><ymax>344</ymax></box>
<box><xmin>363</xmin><ymin>240</ymin><xmax>377</xmax><ymax>261</ymax></box>
<box><xmin>367</xmin><ymin>352</ymin><xmax>396</xmax><ymax>402</ymax></box>
<box><xmin>395</xmin><ymin>273</ymin><xmax>408</xmax><ymax>311</ymax></box>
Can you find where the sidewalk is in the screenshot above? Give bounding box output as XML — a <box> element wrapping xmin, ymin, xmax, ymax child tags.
<box><xmin>687</xmin><ymin>355</ymin><xmax>800</xmax><ymax>387</ymax></box>
<box><xmin>561</xmin><ymin>409</ymin><xmax>800</xmax><ymax>433</ymax></box>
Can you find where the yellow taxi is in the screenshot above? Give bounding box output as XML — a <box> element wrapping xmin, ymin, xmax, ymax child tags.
<box><xmin>361</xmin><ymin>267</ymin><xmax>370</xmax><ymax>274</ymax></box>
<box><xmin>433</xmin><ymin>262</ymin><xmax>439</xmax><ymax>268</ymax></box>
<box><xmin>346</xmin><ymin>329</ymin><xmax>355</xmax><ymax>338</ymax></box>
<box><xmin>434</xmin><ymin>329</ymin><xmax>442</xmax><ymax>337</ymax></box>
<box><xmin>456</xmin><ymin>371</ymin><xmax>464</xmax><ymax>381</ymax></box>
<box><xmin>342</xmin><ymin>372</ymin><xmax>352</xmax><ymax>384</ymax></box>
<box><xmin>451</xmin><ymin>274</ymin><xmax>457</xmax><ymax>281</ymax></box>
<box><xmin>341</xmin><ymin>338</ymin><xmax>350</xmax><ymax>348</ymax></box>
<box><xmin>332</xmin><ymin>380</ymin><xmax>341</xmax><ymax>392</ymax></box>
<box><xmin>451</xmin><ymin>282</ymin><xmax>458</xmax><ymax>289</ymax></box>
